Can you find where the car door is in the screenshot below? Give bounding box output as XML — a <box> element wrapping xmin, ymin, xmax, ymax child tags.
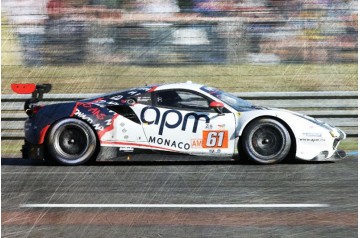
<box><xmin>138</xmin><ymin>89</ymin><xmax>237</xmax><ymax>156</ymax></box>
<box><xmin>99</xmin><ymin>91</ymin><xmax>151</xmax><ymax>151</ymax></box>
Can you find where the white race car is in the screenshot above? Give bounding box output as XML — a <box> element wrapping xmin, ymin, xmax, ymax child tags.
<box><xmin>17</xmin><ymin>82</ymin><xmax>346</xmax><ymax>165</ymax></box>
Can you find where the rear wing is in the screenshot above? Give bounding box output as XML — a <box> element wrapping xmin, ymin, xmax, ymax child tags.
<box><xmin>11</xmin><ymin>83</ymin><xmax>52</xmax><ymax>112</ymax></box>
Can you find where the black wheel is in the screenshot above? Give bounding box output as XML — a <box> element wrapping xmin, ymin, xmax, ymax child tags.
<box><xmin>241</xmin><ymin>118</ymin><xmax>291</xmax><ymax>164</ymax></box>
<box><xmin>47</xmin><ymin>118</ymin><xmax>98</xmax><ymax>165</ymax></box>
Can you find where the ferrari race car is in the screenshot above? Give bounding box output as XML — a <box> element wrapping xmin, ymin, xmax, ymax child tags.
<box><xmin>13</xmin><ymin>82</ymin><xmax>346</xmax><ymax>165</ymax></box>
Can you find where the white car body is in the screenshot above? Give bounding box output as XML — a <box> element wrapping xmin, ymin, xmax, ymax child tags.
<box><xmin>99</xmin><ymin>82</ymin><xmax>346</xmax><ymax>161</ymax></box>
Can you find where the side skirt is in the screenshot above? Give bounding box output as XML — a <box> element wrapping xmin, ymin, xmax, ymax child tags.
<box><xmin>96</xmin><ymin>146</ymin><xmax>236</xmax><ymax>162</ymax></box>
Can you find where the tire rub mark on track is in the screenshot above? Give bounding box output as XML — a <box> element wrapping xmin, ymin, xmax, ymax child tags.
<box><xmin>2</xmin><ymin>211</ymin><xmax>357</xmax><ymax>227</ymax></box>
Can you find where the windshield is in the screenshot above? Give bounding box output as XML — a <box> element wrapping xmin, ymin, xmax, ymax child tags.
<box><xmin>201</xmin><ymin>86</ymin><xmax>253</xmax><ymax>111</ymax></box>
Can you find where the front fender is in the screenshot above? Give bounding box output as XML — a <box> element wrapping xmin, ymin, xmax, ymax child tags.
<box><xmin>236</xmin><ymin>109</ymin><xmax>338</xmax><ymax>160</ymax></box>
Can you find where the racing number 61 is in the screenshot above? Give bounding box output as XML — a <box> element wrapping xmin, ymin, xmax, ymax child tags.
<box><xmin>202</xmin><ymin>130</ymin><xmax>228</xmax><ymax>148</ymax></box>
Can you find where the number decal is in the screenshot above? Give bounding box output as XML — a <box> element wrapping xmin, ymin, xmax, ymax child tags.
<box><xmin>202</xmin><ymin>130</ymin><xmax>228</xmax><ymax>148</ymax></box>
<box><xmin>206</xmin><ymin>131</ymin><xmax>224</xmax><ymax>147</ymax></box>
<box><xmin>206</xmin><ymin>132</ymin><xmax>218</xmax><ymax>147</ymax></box>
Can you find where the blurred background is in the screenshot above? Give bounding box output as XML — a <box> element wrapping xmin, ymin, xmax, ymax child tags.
<box><xmin>2</xmin><ymin>0</ymin><xmax>358</xmax><ymax>93</ymax></box>
<box><xmin>2</xmin><ymin>0</ymin><xmax>358</xmax><ymax>66</ymax></box>
<box><xmin>2</xmin><ymin>0</ymin><xmax>357</xmax><ymax>94</ymax></box>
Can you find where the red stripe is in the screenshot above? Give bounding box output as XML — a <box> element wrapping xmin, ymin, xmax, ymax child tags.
<box><xmin>148</xmin><ymin>86</ymin><xmax>158</xmax><ymax>92</ymax></box>
<box><xmin>70</xmin><ymin>102</ymin><xmax>79</xmax><ymax>117</ymax></box>
<box><xmin>92</xmin><ymin>97</ymin><xmax>104</xmax><ymax>102</ymax></box>
<box><xmin>38</xmin><ymin>125</ymin><xmax>50</xmax><ymax>144</ymax></box>
<box><xmin>98</xmin><ymin>114</ymin><xmax>120</xmax><ymax>139</ymax></box>
<box><xmin>2</xmin><ymin>211</ymin><xmax>357</xmax><ymax>227</ymax></box>
<box><xmin>101</xmin><ymin>141</ymin><xmax>178</xmax><ymax>152</ymax></box>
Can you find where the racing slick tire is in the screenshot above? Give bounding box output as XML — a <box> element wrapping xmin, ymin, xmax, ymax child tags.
<box><xmin>241</xmin><ymin>118</ymin><xmax>291</xmax><ymax>164</ymax></box>
<box><xmin>47</xmin><ymin>118</ymin><xmax>98</xmax><ymax>165</ymax></box>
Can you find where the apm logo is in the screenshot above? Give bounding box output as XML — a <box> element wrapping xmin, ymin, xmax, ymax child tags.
<box><xmin>140</xmin><ymin>106</ymin><xmax>210</xmax><ymax>135</ymax></box>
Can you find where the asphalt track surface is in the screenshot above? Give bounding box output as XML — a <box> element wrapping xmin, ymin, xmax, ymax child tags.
<box><xmin>2</xmin><ymin>156</ymin><xmax>357</xmax><ymax>238</ymax></box>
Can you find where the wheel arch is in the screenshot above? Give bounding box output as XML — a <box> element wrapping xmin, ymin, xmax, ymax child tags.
<box><xmin>37</xmin><ymin>116</ymin><xmax>72</xmax><ymax>146</ymax></box>
<box><xmin>45</xmin><ymin>116</ymin><xmax>100</xmax><ymax>142</ymax></box>
<box><xmin>237</xmin><ymin>115</ymin><xmax>297</xmax><ymax>158</ymax></box>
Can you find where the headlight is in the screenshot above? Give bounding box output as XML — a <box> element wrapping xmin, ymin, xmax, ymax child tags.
<box><xmin>330</xmin><ymin>130</ymin><xmax>340</xmax><ymax>138</ymax></box>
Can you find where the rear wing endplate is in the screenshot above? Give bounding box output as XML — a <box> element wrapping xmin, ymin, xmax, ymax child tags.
<box><xmin>11</xmin><ymin>83</ymin><xmax>52</xmax><ymax>110</ymax></box>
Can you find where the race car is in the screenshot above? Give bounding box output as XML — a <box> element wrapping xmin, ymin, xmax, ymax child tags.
<box><xmin>12</xmin><ymin>82</ymin><xmax>346</xmax><ymax>165</ymax></box>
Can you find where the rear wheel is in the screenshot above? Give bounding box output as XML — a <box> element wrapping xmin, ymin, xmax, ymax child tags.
<box><xmin>47</xmin><ymin>118</ymin><xmax>98</xmax><ymax>165</ymax></box>
<box><xmin>241</xmin><ymin>118</ymin><xmax>291</xmax><ymax>164</ymax></box>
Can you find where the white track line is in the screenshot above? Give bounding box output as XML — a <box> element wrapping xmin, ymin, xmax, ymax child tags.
<box><xmin>19</xmin><ymin>204</ymin><xmax>329</xmax><ymax>208</ymax></box>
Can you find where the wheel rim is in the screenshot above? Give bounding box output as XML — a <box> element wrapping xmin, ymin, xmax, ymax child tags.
<box><xmin>53</xmin><ymin>123</ymin><xmax>91</xmax><ymax>161</ymax></box>
<box><xmin>58</xmin><ymin>126</ymin><xmax>87</xmax><ymax>156</ymax></box>
<box><xmin>250</xmin><ymin>124</ymin><xmax>284</xmax><ymax>159</ymax></box>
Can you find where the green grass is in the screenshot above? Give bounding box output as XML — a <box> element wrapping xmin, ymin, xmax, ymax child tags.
<box><xmin>1</xmin><ymin>140</ymin><xmax>22</xmax><ymax>158</ymax></box>
<box><xmin>1</xmin><ymin>64</ymin><xmax>358</xmax><ymax>94</ymax></box>
<box><xmin>337</xmin><ymin>137</ymin><xmax>358</xmax><ymax>152</ymax></box>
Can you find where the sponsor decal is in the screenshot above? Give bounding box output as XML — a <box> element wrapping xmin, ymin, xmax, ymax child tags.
<box><xmin>106</xmin><ymin>101</ymin><xmax>120</xmax><ymax>105</ymax></box>
<box><xmin>148</xmin><ymin>136</ymin><xmax>191</xmax><ymax>150</ymax></box>
<box><xmin>119</xmin><ymin>147</ymin><xmax>134</xmax><ymax>152</ymax></box>
<box><xmin>137</xmin><ymin>96</ymin><xmax>151</xmax><ymax>102</ymax></box>
<box><xmin>80</xmin><ymin>87</ymin><xmax>154</xmax><ymax>107</ymax></box>
<box><xmin>127</xmin><ymin>90</ymin><xmax>141</xmax><ymax>96</ymax></box>
<box><xmin>209</xmin><ymin>149</ymin><xmax>222</xmax><ymax>154</ymax></box>
<box><xmin>72</xmin><ymin>102</ymin><xmax>119</xmax><ymax>138</ymax></box>
<box><xmin>110</xmin><ymin>95</ymin><xmax>123</xmax><ymax>101</ymax></box>
<box><xmin>101</xmin><ymin>141</ymin><xmax>178</xmax><ymax>153</ymax></box>
<box><xmin>140</xmin><ymin>106</ymin><xmax>210</xmax><ymax>135</ymax></box>
<box><xmin>205</xmin><ymin>123</ymin><xmax>213</xmax><ymax>129</ymax></box>
<box><xmin>202</xmin><ymin>130</ymin><xmax>228</xmax><ymax>148</ymax></box>
<box><xmin>191</xmin><ymin>139</ymin><xmax>203</xmax><ymax>148</ymax></box>
<box><xmin>299</xmin><ymin>138</ymin><xmax>326</xmax><ymax>142</ymax></box>
<box><xmin>74</xmin><ymin>109</ymin><xmax>105</xmax><ymax>131</ymax></box>
<box><xmin>75</xmin><ymin>102</ymin><xmax>107</xmax><ymax>120</ymax></box>
<box><xmin>302</xmin><ymin>133</ymin><xmax>323</xmax><ymax>137</ymax></box>
<box><xmin>91</xmin><ymin>98</ymin><xmax>106</xmax><ymax>105</ymax></box>
<box><xmin>108</xmin><ymin>87</ymin><xmax>153</xmax><ymax>102</ymax></box>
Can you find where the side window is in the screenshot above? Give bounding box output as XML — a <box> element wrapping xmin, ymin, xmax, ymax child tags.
<box><xmin>155</xmin><ymin>90</ymin><xmax>211</xmax><ymax>111</ymax></box>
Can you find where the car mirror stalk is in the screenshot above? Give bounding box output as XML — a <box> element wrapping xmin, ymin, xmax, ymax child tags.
<box><xmin>209</xmin><ymin>101</ymin><xmax>225</xmax><ymax>115</ymax></box>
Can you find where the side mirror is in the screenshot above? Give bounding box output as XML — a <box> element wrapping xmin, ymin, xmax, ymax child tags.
<box><xmin>210</xmin><ymin>101</ymin><xmax>224</xmax><ymax>114</ymax></box>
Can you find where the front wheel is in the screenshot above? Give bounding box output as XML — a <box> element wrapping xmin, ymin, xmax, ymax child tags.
<box><xmin>241</xmin><ymin>118</ymin><xmax>291</xmax><ymax>164</ymax></box>
<box><xmin>47</xmin><ymin>118</ymin><xmax>98</xmax><ymax>165</ymax></box>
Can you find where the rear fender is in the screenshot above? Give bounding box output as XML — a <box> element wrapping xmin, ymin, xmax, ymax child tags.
<box><xmin>25</xmin><ymin>102</ymin><xmax>76</xmax><ymax>145</ymax></box>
